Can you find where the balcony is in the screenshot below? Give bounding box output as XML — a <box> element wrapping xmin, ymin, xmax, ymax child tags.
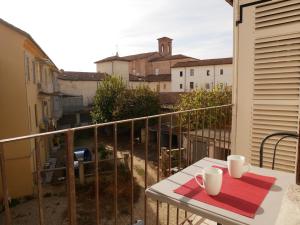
<box><xmin>0</xmin><ymin>104</ymin><xmax>299</xmax><ymax>225</ymax></box>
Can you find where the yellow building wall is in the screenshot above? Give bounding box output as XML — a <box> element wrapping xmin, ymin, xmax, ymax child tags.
<box><xmin>0</xmin><ymin>23</ymin><xmax>34</xmax><ymax>198</ymax></box>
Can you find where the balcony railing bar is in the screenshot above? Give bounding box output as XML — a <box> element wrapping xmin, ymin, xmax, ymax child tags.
<box><xmin>213</xmin><ymin>108</ymin><xmax>217</xmax><ymax>158</ymax></box>
<box><xmin>156</xmin><ymin>117</ymin><xmax>161</xmax><ymax>225</ymax></box>
<box><xmin>208</xmin><ymin>109</ymin><xmax>212</xmax><ymax>157</ymax></box>
<box><xmin>144</xmin><ymin>118</ymin><xmax>149</xmax><ymax>225</ymax></box>
<box><xmin>0</xmin><ymin>104</ymin><xmax>233</xmax><ymax>225</ymax></box>
<box><xmin>131</xmin><ymin>121</ymin><xmax>135</xmax><ymax>225</ymax></box>
<box><xmin>34</xmin><ymin>138</ymin><xmax>45</xmax><ymax>225</ymax></box>
<box><xmin>66</xmin><ymin>129</ymin><xmax>77</xmax><ymax>225</ymax></box>
<box><xmin>202</xmin><ymin>110</ymin><xmax>206</xmax><ymax>157</ymax></box>
<box><xmin>0</xmin><ymin>142</ymin><xmax>11</xmax><ymax>225</ymax></box>
<box><xmin>94</xmin><ymin>127</ymin><xmax>100</xmax><ymax>225</ymax></box>
<box><xmin>114</xmin><ymin>124</ymin><xmax>118</xmax><ymax>225</ymax></box>
<box><xmin>195</xmin><ymin>111</ymin><xmax>199</xmax><ymax>162</ymax></box>
<box><xmin>0</xmin><ymin>104</ymin><xmax>233</xmax><ymax>144</ymax></box>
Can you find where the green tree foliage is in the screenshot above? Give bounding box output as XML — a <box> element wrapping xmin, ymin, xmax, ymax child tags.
<box><xmin>176</xmin><ymin>86</ymin><xmax>232</xmax><ymax>129</ymax></box>
<box><xmin>91</xmin><ymin>76</ymin><xmax>160</xmax><ymax>124</ymax></box>
<box><xmin>116</xmin><ymin>86</ymin><xmax>160</xmax><ymax>120</ymax></box>
<box><xmin>91</xmin><ymin>76</ymin><xmax>126</xmax><ymax>123</ymax></box>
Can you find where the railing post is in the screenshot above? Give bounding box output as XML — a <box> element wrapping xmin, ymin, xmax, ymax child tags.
<box><xmin>297</xmin><ymin>128</ymin><xmax>300</xmax><ymax>185</ymax></box>
<box><xmin>94</xmin><ymin>127</ymin><xmax>100</xmax><ymax>225</ymax></box>
<box><xmin>66</xmin><ymin>130</ymin><xmax>77</xmax><ymax>225</ymax></box>
<box><xmin>35</xmin><ymin>138</ymin><xmax>45</xmax><ymax>225</ymax></box>
<box><xmin>0</xmin><ymin>143</ymin><xmax>11</xmax><ymax>225</ymax></box>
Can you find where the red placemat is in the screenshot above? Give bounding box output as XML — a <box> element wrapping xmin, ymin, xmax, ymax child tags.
<box><xmin>174</xmin><ymin>166</ymin><xmax>276</xmax><ymax>218</ymax></box>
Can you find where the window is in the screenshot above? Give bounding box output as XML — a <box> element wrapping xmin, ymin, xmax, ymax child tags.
<box><xmin>205</xmin><ymin>83</ymin><xmax>210</xmax><ymax>90</ymax></box>
<box><xmin>190</xmin><ymin>69</ymin><xmax>194</xmax><ymax>76</ymax></box>
<box><xmin>220</xmin><ymin>69</ymin><xmax>224</xmax><ymax>75</ymax></box>
<box><xmin>207</xmin><ymin>70</ymin><xmax>210</xmax><ymax>76</ymax></box>
<box><xmin>156</xmin><ymin>84</ymin><xmax>160</xmax><ymax>92</ymax></box>
<box><xmin>180</xmin><ymin>71</ymin><xmax>183</xmax><ymax>77</ymax></box>
<box><xmin>190</xmin><ymin>82</ymin><xmax>194</xmax><ymax>90</ymax></box>
<box><xmin>180</xmin><ymin>84</ymin><xmax>183</xmax><ymax>89</ymax></box>
<box><xmin>32</xmin><ymin>61</ymin><xmax>36</xmax><ymax>84</ymax></box>
<box><xmin>28</xmin><ymin>107</ymin><xmax>32</xmax><ymax>130</ymax></box>
<box><xmin>155</xmin><ymin>68</ymin><xmax>159</xmax><ymax>75</ymax></box>
<box><xmin>44</xmin><ymin>68</ymin><xmax>48</xmax><ymax>84</ymax></box>
<box><xmin>34</xmin><ymin>104</ymin><xmax>38</xmax><ymax>127</ymax></box>
<box><xmin>163</xmin><ymin>83</ymin><xmax>166</xmax><ymax>89</ymax></box>
<box><xmin>25</xmin><ymin>55</ymin><xmax>30</xmax><ymax>81</ymax></box>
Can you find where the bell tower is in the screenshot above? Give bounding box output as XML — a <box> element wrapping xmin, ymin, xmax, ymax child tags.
<box><xmin>158</xmin><ymin>37</ymin><xmax>173</xmax><ymax>56</ymax></box>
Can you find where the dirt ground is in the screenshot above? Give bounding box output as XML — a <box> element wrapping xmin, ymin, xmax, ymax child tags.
<box><xmin>0</xmin><ymin>132</ymin><xmax>215</xmax><ymax>225</ymax></box>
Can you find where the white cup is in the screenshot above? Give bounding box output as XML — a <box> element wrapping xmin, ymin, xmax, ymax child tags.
<box><xmin>194</xmin><ymin>167</ymin><xmax>223</xmax><ymax>196</ymax></box>
<box><xmin>227</xmin><ymin>155</ymin><xmax>251</xmax><ymax>178</ymax></box>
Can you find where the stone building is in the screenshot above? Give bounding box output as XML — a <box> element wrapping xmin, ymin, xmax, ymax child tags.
<box><xmin>95</xmin><ymin>37</ymin><xmax>198</xmax><ymax>92</ymax></box>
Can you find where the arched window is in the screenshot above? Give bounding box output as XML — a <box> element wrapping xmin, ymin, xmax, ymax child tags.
<box><xmin>161</xmin><ymin>44</ymin><xmax>164</xmax><ymax>53</ymax></box>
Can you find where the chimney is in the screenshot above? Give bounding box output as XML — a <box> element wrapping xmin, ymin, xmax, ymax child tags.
<box><xmin>157</xmin><ymin>37</ymin><xmax>173</xmax><ymax>56</ymax></box>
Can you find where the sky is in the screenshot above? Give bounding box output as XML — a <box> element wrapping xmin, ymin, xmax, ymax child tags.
<box><xmin>0</xmin><ymin>0</ymin><xmax>233</xmax><ymax>72</ymax></box>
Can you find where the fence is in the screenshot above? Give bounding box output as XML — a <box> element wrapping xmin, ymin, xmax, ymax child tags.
<box><xmin>0</xmin><ymin>104</ymin><xmax>232</xmax><ymax>225</ymax></box>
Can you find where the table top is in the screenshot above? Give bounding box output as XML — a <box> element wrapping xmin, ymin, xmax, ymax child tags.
<box><xmin>145</xmin><ymin>158</ymin><xmax>295</xmax><ymax>225</ymax></box>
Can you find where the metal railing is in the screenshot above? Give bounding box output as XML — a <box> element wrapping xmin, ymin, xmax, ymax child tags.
<box><xmin>0</xmin><ymin>104</ymin><xmax>232</xmax><ymax>225</ymax></box>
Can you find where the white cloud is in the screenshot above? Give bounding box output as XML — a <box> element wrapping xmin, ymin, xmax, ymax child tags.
<box><xmin>0</xmin><ymin>0</ymin><xmax>233</xmax><ymax>71</ymax></box>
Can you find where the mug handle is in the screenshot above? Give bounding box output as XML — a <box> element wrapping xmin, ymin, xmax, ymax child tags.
<box><xmin>244</xmin><ymin>163</ymin><xmax>251</xmax><ymax>174</ymax></box>
<box><xmin>194</xmin><ymin>171</ymin><xmax>204</xmax><ymax>189</ymax></box>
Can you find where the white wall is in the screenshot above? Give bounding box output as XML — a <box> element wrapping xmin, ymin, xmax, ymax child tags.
<box><xmin>58</xmin><ymin>79</ymin><xmax>99</xmax><ymax>107</ymax></box>
<box><xmin>96</xmin><ymin>60</ymin><xmax>129</xmax><ymax>83</ymax></box>
<box><xmin>171</xmin><ymin>64</ymin><xmax>233</xmax><ymax>92</ymax></box>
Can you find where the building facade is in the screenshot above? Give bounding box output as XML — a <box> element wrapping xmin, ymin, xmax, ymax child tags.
<box><xmin>95</xmin><ymin>37</ymin><xmax>198</xmax><ymax>92</ymax></box>
<box><xmin>171</xmin><ymin>58</ymin><xmax>233</xmax><ymax>92</ymax></box>
<box><xmin>0</xmin><ymin>19</ymin><xmax>60</xmax><ymax>197</ymax></box>
<box><xmin>227</xmin><ymin>0</ymin><xmax>300</xmax><ymax>172</ymax></box>
<box><xmin>58</xmin><ymin>71</ymin><xmax>107</xmax><ymax>107</ymax></box>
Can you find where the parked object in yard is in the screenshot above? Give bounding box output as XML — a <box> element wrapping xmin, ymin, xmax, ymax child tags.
<box><xmin>133</xmin><ymin>220</ymin><xmax>144</xmax><ymax>225</ymax></box>
<box><xmin>73</xmin><ymin>147</ymin><xmax>92</xmax><ymax>168</ymax></box>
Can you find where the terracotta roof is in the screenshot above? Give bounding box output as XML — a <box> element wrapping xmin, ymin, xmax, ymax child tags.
<box><xmin>122</xmin><ymin>52</ymin><xmax>159</xmax><ymax>61</ymax></box>
<box><xmin>225</xmin><ymin>0</ymin><xmax>233</xmax><ymax>6</ymax></box>
<box><xmin>157</xmin><ymin>37</ymin><xmax>173</xmax><ymax>41</ymax></box>
<box><xmin>94</xmin><ymin>55</ymin><xmax>130</xmax><ymax>63</ymax></box>
<box><xmin>58</xmin><ymin>71</ymin><xmax>107</xmax><ymax>81</ymax></box>
<box><xmin>146</xmin><ymin>74</ymin><xmax>171</xmax><ymax>82</ymax></box>
<box><xmin>129</xmin><ymin>74</ymin><xmax>146</xmax><ymax>82</ymax></box>
<box><xmin>172</xmin><ymin>57</ymin><xmax>233</xmax><ymax>68</ymax></box>
<box><xmin>159</xmin><ymin>92</ymin><xmax>182</xmax><ymax>105</ymax></box>
<box><xmin>150</xmin><ymin>54</ymin><xmax>196</xmax><ymax>62</ymax></box>
<box><xmin>0</xmin><ymin>18</ymin><xmax>58</xmax><ymax>70</ymax></box>
<box><xmin>95</xmin><ymin>52</ymin><xmax>160</xmax><ymax>63</ymax></box>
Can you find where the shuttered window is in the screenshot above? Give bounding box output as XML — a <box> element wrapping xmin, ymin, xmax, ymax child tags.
<box><xmin>250</xmin><ymin>0</ymin><xmax>300</xmax><ymax>172</ymax></box>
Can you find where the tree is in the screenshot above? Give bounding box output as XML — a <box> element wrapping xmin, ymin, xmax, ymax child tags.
<box><xmin>91</xmin><ymin>77</ymin><xmax>160</xmax><ymax>124</ymax></box>
<box><xmin>91</xmin><ymin>76</ymin><xmax>126</xmax><ymax>123</ymax></box>
<box><xmin>176</xmin><ymin>86</ymin><xmax>232</xmax><ymax>129</ymax></box>
<box><xmin>116</xmin><ymin>86</ymin><xmax>160</xmax><ymax>120</ymax></box>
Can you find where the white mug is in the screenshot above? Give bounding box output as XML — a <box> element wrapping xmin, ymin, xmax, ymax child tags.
<box><xmin>227</xmin><ymin>155</ymin><xmax>251</xmax><ymax>178</ymax></box>
<box><xmin>194</xmin><ymin>167</ymin><xmax>223</xmax><ymax>196</ymax></box>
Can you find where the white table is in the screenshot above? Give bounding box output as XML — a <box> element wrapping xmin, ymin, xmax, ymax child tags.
<box><xmin>145</xmin><ymin>158</ymin><xmax>295</xmax><ymax>225</ymax></box>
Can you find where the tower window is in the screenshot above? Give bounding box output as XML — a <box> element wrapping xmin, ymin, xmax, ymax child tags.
<box><xmin>190</xmin><ymin>69</ymin><xmax>194</xmax><ymax>76</ymax></box>
<box><xmin>161</xmin><ymin>44</ymin><xmax>164</xmax><ymax>53</ymax></box>
<box><xmin>220</xmin><ymin>69</ymin><xmax>223</xmax><ymax>75</ymax></box>
<box><xmin>207</xmin><ymin>70</ymin><xmax>210</xmax><ymax>76</ymax></box>
<box><xmin>180</xmin><ymin>71</ymin><xmax>183</xmax><ymax>77</ymax></box>
<box><xmin>155</xmin><ymin>68</ymin><xmax>159</xmax><ymax>75</ymax></box>
<box><xmin>180</xmin><ymin>84</ymin><xmax>183</xmax><ymax>89</ymax></box>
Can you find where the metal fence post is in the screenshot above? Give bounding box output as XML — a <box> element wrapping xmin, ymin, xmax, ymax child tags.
<box><xmin>35</xmin><ymin>138</ymin><xmax>45</xmax><ymax>225</ymax></box>
<box><xmin>66</xmin><ymin>130</ymin><xmax>77</xmax><ymax>225</ymax></box>
<box><xmin>0</xmin><ymin>143</ymin><xmax>11</xmax><ymax>225</ymax></box>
